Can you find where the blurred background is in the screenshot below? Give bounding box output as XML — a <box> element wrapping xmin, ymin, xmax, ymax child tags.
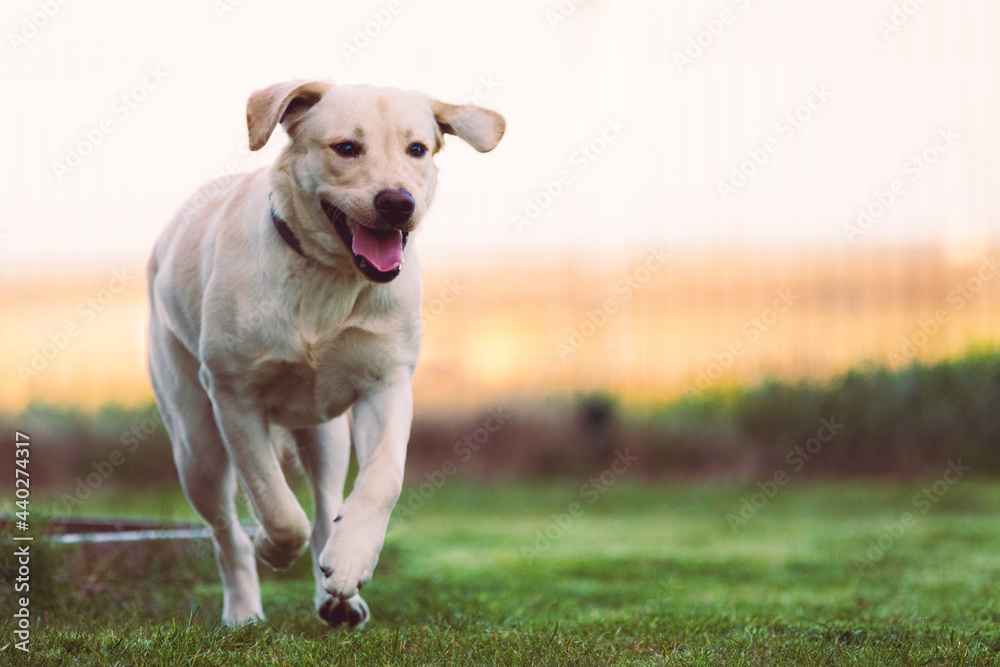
<box><xmin>1</xmin><ymin>0</ymin><xmax>999</xmax><ymax>490</ymax></box>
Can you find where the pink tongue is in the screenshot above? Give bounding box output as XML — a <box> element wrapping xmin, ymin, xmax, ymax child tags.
<box><xmin>351</xmin><ymin>226</ymin><xmax>404</xmax><ymax>272</ymax></box>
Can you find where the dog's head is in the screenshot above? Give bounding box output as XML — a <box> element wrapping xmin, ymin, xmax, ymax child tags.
<box><xmin>247</xmin><ymin>80</ymin><xmax>505</xmax><ymax>282</ymax></box>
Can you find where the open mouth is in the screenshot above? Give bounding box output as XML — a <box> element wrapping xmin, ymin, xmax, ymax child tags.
<box><xmin>321</xmin><ymin>200</ymin><xmax>408</xmax><ymax>283</ymax></box>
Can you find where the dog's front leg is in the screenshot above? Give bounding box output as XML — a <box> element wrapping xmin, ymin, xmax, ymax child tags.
<box><xmin>318</xmin><ymin>376</ymin><xmax>411</xmax><ymax>600</ymax></box>
<box><xmin>206</xmin><ymin>383</ymin><xmax>311</xmax><ymax>570</ymax></box>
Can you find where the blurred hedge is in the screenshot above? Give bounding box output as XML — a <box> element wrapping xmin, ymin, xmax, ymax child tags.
<box><xmin>636</xmin><ymin>349</ymin><xmax>1000</xmax><ymax>477</ymax></box>
<box><xmin>2</xmin><ymin>350</ymin><xmax>999</xmax><ymax>496</ymax></box>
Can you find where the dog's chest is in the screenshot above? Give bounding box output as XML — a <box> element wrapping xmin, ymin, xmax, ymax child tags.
<box><xmin>234</xmin><ymin>284</ymin><xmax>417</xmax><ymax>427</ymax></box>
<box><xmin>247</xmin><ymin>335</ymin><xmax>374</xmax><ymax>427</ymax></box>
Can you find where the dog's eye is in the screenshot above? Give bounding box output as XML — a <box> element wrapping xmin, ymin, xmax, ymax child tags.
<box><xmin>407</xmin><ymin>142</ymin><xmax>428</xmax><ymax>158</ymax></box>
<box><xmin>331</xmin><ymin>141</ymin><xmax>362</xmax><ymax>158</ymax></box>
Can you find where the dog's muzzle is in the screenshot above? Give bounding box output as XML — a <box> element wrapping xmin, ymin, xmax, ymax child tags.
<box><xmin>322</xmin><ymin>199</ymin><xmax>410</xmax><ymax>284</ymax></box>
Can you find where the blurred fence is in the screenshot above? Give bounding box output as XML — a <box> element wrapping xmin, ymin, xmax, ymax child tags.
<box><xmin>3</xmin><ymin>247</ymin><xmax>999</xmax><ymax>414</ymax></box>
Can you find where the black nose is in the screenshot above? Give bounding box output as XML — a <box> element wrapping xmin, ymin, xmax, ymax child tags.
<box><xmin>373</xmin><ymin>189</ymin><xmax>415</xmax><ymax>227</ymax></box>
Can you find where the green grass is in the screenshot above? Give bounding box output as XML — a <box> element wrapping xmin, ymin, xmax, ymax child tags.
<box><xmin>7</xmin><ymin>479</ymin><xmax>1000</xmax><ymax>665</ymax></box>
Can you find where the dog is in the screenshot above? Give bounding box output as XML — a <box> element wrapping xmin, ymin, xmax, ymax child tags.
<box><xmin>147</xmin><ymin>79</ymin><xmax>504</xmax><ymax>629</ymax></box>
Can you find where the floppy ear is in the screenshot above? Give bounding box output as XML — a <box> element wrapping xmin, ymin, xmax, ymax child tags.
<box><xmin>430</xmin><ymin>99</ymin><xmax>506</xmax><ymax>153</ymax></box>
<box><xmin>247</xmin><ymin>80</ymin><xmax>333</xmax><ymax>151</ymax></box>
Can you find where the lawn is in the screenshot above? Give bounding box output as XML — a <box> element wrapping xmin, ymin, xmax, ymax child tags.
<box><xmin>7</xmin><ymin>479</ymin><xmax>1000</xmax><ymax>665</ymax></box>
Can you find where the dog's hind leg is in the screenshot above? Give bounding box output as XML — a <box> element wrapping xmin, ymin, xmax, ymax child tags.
<box><xmin>176</xmin><ymin>425</ymin><xmax>264</xmax><ymax>627</ymax></box>
<box><xmin>295</xmin><ymin>417</ymin><xmax>370</xmax><ymax>629</ymax></box>
<box><xmin>149</xmin><ymin>314</ymin><xmax>263</xmax><ymax>626</ymax></box>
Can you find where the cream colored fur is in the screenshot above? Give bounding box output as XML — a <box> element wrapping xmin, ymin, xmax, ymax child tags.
<box><xmin>147</xmin><ymin>80</ymin><xmax>504</xmax><ymax>628</ymax></box>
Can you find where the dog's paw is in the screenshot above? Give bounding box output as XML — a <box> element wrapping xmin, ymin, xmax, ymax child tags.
<box><xmin>253</xmin><ymin>529</ymin><xmax>310</xmax><ymax>571</ymax></box>
<box><xmin>318</xmin><ymin>554</ymin><xmax>374</xmax><ymax>601</ymax></box>
<box><xmin>318</xmin><ymin>594</ymin><xmax>370</xmax><ymax>630</ymax></box>
<box><xmin>318</xmin><ymin>528</ymin><xmax>381</xmax><ymax>600</ymax></box>
<box><xmin>222</xmin><ymin>609</ymin><xmax>265</xmax><ymax>628</ymax></box>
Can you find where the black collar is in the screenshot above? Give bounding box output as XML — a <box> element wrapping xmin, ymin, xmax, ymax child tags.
<box><xmin>269</xmin><ymin>193</ymin><xmax>312</xmax><ymax>260</ymax></box>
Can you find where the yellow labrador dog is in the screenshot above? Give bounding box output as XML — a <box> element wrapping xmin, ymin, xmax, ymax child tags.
<box><xmin>147</xmin><ymin>80</ymin><xmax>504</xmax><ymax>629</ymax></box>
